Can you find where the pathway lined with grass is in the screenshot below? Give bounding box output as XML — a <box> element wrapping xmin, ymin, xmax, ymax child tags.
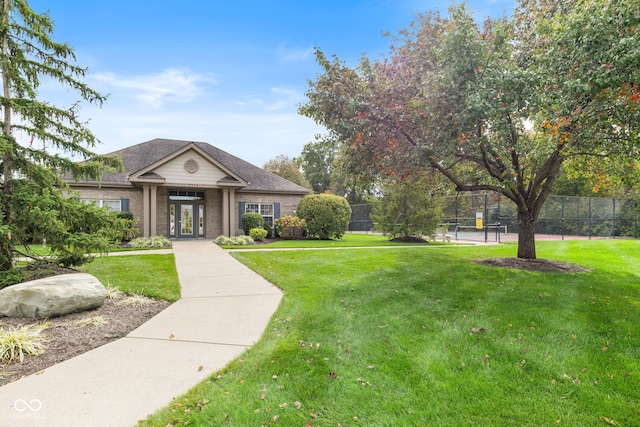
<box><xmin>141</xmin><ymin>240</ymin><xmax>640</xmax><ymax>426</ymax></box>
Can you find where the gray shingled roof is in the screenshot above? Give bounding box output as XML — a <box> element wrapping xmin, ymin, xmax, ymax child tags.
<box><xmin>74</xmin><ymin>138</ymin><xmax>310</xmax><ymax>194</ymax></box>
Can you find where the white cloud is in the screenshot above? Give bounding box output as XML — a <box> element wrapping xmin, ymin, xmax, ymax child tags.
<box><xmin>243</xmin><ymin>87</ymin><xmax>305</xmax><ymax>112</ymax></box>
<box><xmin>91</xmin><ymin>68</ymin><xmax>217</xmax><ymax>108</ymax></box>
<box><xmin>277</xmin><ymin>44</ymin><xmax>314</xmax><ymax>62</ymax></box>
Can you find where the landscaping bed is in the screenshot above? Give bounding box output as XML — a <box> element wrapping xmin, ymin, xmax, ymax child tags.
<box><xmin>0</xmin><ymin>297</ymin><xmax>171</xmax><ymax>386</ymax></box>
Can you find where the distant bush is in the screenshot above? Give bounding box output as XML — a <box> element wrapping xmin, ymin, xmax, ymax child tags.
<box><xmin>249</xmin><ymin>227</ymin><xmax>268</xmax><ymax>242</ymax></box>
<box><xmin>297</xmin><ymin>194</ymin><xmax>351</xmax><ymax>239</ymax></box>
<box><xmin>113</xmin><ymin>211</ymin><xmax>134</xmax><ymax>221</ymax></box>
<box><xmin>214</xmin><ymin>235</ymin><xmax>255</xmax><ymax>246</ymax></box>
<box><xmin>274</xmin><ymin>215</ymin><xmax>306</xmax><ymax>239</ymax></box>
<box><xmin>263</xmin><ymin>221</ymin><xmax>273</xmax><ymax>238</ymax></box>
<box><xmin>128</xmin><ymin>236</ymin><xmax>172</xmax><ymax>249</ymax></box>
<box><xmin>242</xmin><ymin>212</ymin><xmax>264</xmax><ymax>235</ymax></box>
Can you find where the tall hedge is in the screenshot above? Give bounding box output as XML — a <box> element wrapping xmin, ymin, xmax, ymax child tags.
<box><xmin>297</xmin><ymin>193</ymin><xmax>351</xmax><ymax>239</ymax></box>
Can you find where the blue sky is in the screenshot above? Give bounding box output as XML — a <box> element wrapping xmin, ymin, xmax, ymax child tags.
<box><xmin>28</xmin><ymin>0</ymin><xmax>515</xmax><ymax>167</ymax></box>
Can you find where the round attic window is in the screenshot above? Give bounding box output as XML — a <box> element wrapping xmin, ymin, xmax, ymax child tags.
<box><xmin>184</xmin><ymin>159</ymin><xmax>199</xmax><ymax>174</ymax></box>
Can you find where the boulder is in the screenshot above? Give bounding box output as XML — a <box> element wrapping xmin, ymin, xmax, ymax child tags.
<box><xmin>0</xmin><ymin>273</ymin><xmax>106</xmax><ymax>319</ymax></box>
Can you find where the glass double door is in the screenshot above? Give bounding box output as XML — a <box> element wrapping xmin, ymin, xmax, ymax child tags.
<box><xmin>169</xmin><ymin>202</ymin><xmax>205</xmax><ymax>238</ymax></box>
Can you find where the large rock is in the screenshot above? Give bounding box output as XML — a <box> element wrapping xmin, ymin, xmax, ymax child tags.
<box><xmin>0</xmin><ymin>273</ymin><xmax>106</xmax><ymax>318</ymax></box>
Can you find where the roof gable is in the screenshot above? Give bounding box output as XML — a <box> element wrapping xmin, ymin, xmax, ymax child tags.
<box><xmin>129</xmin><ymin>143</ymin><xmax>247</xmax><ymax>187</ymax></box>
<box><xmin>75</xmin><ymin>138</ymin><xmax>309</xmax><ymax>194</ymax></box>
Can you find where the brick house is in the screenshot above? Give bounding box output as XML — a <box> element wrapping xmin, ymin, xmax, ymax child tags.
<box><xmin>67</xmin><ymin>138</ymin><xmax>310</xmax><ymax>239</ymax></box>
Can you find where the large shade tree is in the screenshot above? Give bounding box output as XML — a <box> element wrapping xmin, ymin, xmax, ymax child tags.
<box><xmin>300</xmin><ymin>0</ymin><xmax>640</xmax><ymax>259</ymax></box>
<box><xmin>263</xmin><ymin>154</ymin><xmax>310</xmax><ymax>189</ymax></box>
<box><xmin>0</xmin><ymin>0</ymin><xmax>122</xmax><ymax>270</ymax></box>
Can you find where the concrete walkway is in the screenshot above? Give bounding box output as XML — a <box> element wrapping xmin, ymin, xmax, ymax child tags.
<box><xmin>0</xmin><ymin>241</ymin><xmax>283</xmax><ymax>427</ymax></box>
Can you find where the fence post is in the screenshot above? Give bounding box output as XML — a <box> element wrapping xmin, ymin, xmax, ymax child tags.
<box><xmin>588</xmin><ymin>197</ymin><xmax>592</xmax><ymax>240</ymax></box>
<box><xmin>612</xmin><ymin>198</ymin><xmax>616</xmax><ymax>238</ymax></box>
<box><xmin>497</xmin><ymin>193</ymin><xmax>502</xmax><ymax>243</ymax></box>
<box><xmin>561</xmin><ymin>196</ymin><xmax>565</xmax><ymax>241</ymax></box>
<box><xmin>484</xmin><ymin>193</ymin><xmax>488</xmax><ymax>243</ymax></box>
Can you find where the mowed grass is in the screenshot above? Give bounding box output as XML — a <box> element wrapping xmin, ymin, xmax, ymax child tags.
<box><xmin>80</xmin><ymin>254</ymin><xmax>180</xmax><ymax>301</ymax></box>
<box><xmin>141</xmin><ymin>240</ymin><xmax>640</xmax><ymax>426</ymax></box>
<box><xmin>224</xmin><ymin>232</ymin><xmax>452</xmax><ymax>249</ymax></box>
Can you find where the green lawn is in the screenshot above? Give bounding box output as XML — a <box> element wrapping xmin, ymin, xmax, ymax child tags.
<box><xmin>80</xmin><ymin>254</ymin><xmax>180</xmax><ymax>301</ymax></box>
<box><xmin>140</xmin><ymin>240</ymin><xmax>640</xmax><ymax>426</ymax></box>
<box><xmin>224</xmin><ymin>232</ymin><xmax>452</xmax><ymax>249</ymax></box>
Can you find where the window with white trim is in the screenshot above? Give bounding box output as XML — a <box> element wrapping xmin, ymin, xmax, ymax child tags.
<box><xmin>81</xmin><ymin>199</ymin><xmax>122</xmax><ymax>212</ymax></box>
<box><xmin>245</xmin><ymin>203</ymin><xmax>274</xmax><ymax>227</ymax></box>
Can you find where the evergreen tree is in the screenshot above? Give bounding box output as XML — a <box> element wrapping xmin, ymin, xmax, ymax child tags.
<box><xmin>0</xmin><ymin>1</ymin><xmax>122</xmax><ymax>270</ymax></box>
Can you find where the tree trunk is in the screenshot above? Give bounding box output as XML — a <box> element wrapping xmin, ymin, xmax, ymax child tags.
<box><xmin>517</xmin><ymin>208</ymin><xmax>537</xmax><ymax>259</ymax></box>
<box><xmin>0</xmin><ymin>0</ymin><xmax>14</xmax><ymax>271</ymax></box>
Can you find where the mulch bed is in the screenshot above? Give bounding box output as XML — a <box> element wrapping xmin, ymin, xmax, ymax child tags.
<box><xmin>474</xmin><ymin>258</ymin><xmax>590</xmax><ymax>273</ymax></box>
<box><xmin>0</xmin><ymin>298</ymin><xmax>171</xmax><ymax>386</ymax></box>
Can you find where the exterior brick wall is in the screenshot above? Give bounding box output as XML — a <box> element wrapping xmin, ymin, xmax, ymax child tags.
<box><xmin>206</xmin><ymin>189</ymin><xmax>223</xmax><ymax>238</ymax></box>
<box><xmin>71</xmin><ymin>186</ymin><xmax>305</xmax><ymax>239</ymax></box>
<box><xmin>72</xmin><ymin>187</ymin><xmax>144</xmax><ymax>236</ymax></box>
<box><xmin>234</xmin><ymin>192</ymin><xmax>305</xmax><ymax>236</ymax></box>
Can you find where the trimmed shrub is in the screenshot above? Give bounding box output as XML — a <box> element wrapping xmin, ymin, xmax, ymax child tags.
<box><xmin>274</xmin><ymin>215</ymin><xmax>307</xmax><ymax>239</ymax></box>
<box><xmin>242</xmin><ymin>212</ymin><xmax>264</xmax><ymax>235</ymax></box>
<box><xmin>249</xmin><ymin>227</ymin><xmax>268</xmax><ymax>242</ymax></box>
<box><xmin>297</xmin><ymin>194</ymin><xmax>352</xmax><ymax>239</ymax></box>
<box><xmin>214</xmin><ymin>235</ymin><xmax>255</xmax><ymax>246</ymax></box>
<box><xmin>128</xmin><ymin>235</ymin><xmax>172</xmax><ymax>249</ymax></box>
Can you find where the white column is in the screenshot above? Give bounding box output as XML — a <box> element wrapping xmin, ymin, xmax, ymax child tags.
<box><xmin>228</xmin><ymin>189</ymin><xmax>236</xmax><ymax>237</ymax></box>
<box><xmin>150</xmin><ymin>185</ymin><xmax>157</xmax><ymax>237</ymax></box>
<box><xmin>222</xmin><ymin>188</ymin><xmax>229</xmax><ymax>237</ymax></box>
<box><xmin>142</xmin><ymin>185</ymin><xmax>150</xmax><ymax>238</ymax></box>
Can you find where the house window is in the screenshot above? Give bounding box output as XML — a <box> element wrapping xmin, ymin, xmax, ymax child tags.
<box><xmin>245</xmin><ymin>202</ymin><xmax>275</xmax><ymax>227</ymax></box>
<box><xmin>81</xmin><ymin>199</ymin><xmax>122</xmax><ymax>212</ymax></box>
<box><xmin>169</xmin><ymin>190</ymin><xmax>205</xmax><ymax>201</ymax></box>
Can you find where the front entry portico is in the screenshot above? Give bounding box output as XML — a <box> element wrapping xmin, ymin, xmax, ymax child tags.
<box><xmin>168</xmin><ymin>190</ymin><xmax>206</xmax><ymax>239</ymax></box>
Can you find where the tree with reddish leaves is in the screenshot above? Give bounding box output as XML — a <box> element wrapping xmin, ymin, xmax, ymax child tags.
<box><xmin>300</xmin><ymin>0</ymin><xmax>640</xmax><ymax>259</ymax></box>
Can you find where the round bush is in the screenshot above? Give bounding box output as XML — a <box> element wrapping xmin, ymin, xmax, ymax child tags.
<box><xmin>249</xmin><ymin>227</ymin><xmax>268</xmax><ymax>241</ymax></box>
<box><xmin>297</xmin><ymin>194</ymin><xmax>352</xmax><ymax>239</ymax></box>
<box><xmin>242</xmin><ymin>212</ymin><xmax>264</xmax><ymax>235</ymax></box>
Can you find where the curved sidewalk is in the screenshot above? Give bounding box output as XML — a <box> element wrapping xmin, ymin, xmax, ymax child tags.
<box><xmin>0</xmin><ymin>240</ymin><xmax>283</xmax><ymax>427</ymax></box>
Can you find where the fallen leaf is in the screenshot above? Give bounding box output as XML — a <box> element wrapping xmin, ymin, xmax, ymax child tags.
<box><xmin>471</xmin><ymin>327</ymin><xmax>486</xmax><ymax>334</ymax></box>
<box><xmin>329</xmin><ymin>371</ymin><xmax>337</xmax><ymax>379</ymax></box>
<box><xmin>198</xmin><ymin>365</ymin><xmax>203</xmax><ymax>371</ymax></box>
<box><xmin>169</xmin><ymin>333</ymin><xmax>175</xmax><ymax>339</ymax></box>
<box><xmin>294</xmin><ymin>401</ymin><xmax>302</xmax><ymax>409</ymax></box>
<box><xmin>599</xmin><ymin>416</ymin><xmax>619</xmax><ymax>426</ymax></box>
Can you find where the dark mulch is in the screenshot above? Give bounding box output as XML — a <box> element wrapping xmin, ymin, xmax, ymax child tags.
<box><xmin>390</xmin><ymin>236</ymin><xmax>430</xmax><ymax>243</ymax></box>
<box><xmin>0</xmin><ymin>297</ymin><xmax>171</xmax><ymax>386</ymax></box>
<box><xmin>474</xmin><ymin>257</ymin><xmax>590</xmax><ymax>273</ymax></box>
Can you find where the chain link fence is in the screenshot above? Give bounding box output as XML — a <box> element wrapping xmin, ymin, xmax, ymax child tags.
<box><xmin>349</xmin><ymin>194</ymin><xmax>639</xmax><ymax>241</ymax></box>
